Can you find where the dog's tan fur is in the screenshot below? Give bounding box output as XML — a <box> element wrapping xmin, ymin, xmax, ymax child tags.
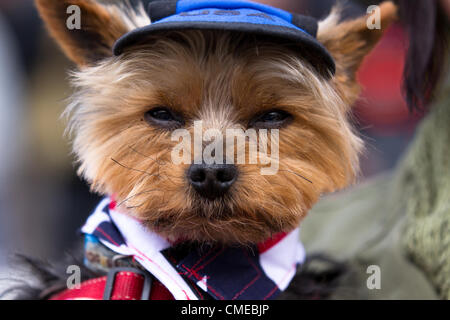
<box><xmin>36</xmin><ymin>0</ymin><xmax>397</xmax><ymax>244</ymax></box>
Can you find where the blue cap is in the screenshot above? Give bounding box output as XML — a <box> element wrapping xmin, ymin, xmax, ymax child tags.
<box><xmin>113</xmin><ymin>0</ymin><xmax>335</xmax><ymax>76</ymax></box>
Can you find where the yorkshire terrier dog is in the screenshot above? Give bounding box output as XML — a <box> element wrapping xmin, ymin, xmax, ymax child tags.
<box><xmin>8</xmin><ymin>0</ymin><xmax>396</xmax><ymax>300</ymax></box>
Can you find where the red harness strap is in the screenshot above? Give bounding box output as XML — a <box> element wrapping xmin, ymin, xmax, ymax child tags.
<box><xmin>51</xmin><ymin>268</ymin><xmax>174</xmax><ymax>300</ymax></box>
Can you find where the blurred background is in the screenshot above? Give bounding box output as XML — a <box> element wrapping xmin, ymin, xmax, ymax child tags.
<box><xmin>0</xmin><ymin>0</ymin><xmax>422</xmax><ymax>268</ymax></box>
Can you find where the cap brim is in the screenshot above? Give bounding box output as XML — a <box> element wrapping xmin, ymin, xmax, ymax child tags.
<box><xmin>113</xmin><ymin>21</ymin><xmax>335</xmax><ymax>76</ymax></box>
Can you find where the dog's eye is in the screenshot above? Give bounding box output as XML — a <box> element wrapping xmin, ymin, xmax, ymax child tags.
<box><xmin>249</xmin><ymin>109</ymin><xmax>292</xmax><ymax>128</ymax></box>
<box><xmin>144</xmin><ymin>107</ymin><xmax>184</xmax><ymax>129</ymax></box>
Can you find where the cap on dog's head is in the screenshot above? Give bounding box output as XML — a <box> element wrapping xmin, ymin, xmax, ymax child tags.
<box><xmin>36</xmin><ymin>0</ymin><xmax>397</xmax><ymax>244</ymax></box>
<box><xmin>112</xmin><ymin>0</ymin><xmax>336</xmax><ymax>76</ymax></box>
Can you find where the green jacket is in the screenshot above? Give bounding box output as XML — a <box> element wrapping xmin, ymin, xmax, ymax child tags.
<box><xmin>301</xmin><ymin>78</ymin><xmax>450</xmax><ymax>300</ymax></box>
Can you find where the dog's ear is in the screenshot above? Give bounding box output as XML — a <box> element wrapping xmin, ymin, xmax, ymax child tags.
<box><xmin>35</xmin><ymin>0</ymin><xmax>129</xmax><ymax>66</ymax></box>
<box><xmin>318</xmin><ymin>1</ymin><xmax>398</xmax><ymax>103</ymax></box>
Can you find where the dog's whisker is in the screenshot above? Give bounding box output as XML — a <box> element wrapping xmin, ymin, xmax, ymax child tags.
<box><xmin>126</xmin><ymin>204</ymin><xmax>146</xmax><ymax>209</ymax></box>
<box><xmin>118</xmin><ymin>188</ymin><xmax>163</xmax><ymax>207</ymax></box>
<box><xmin>127</xmin><ymin>145</ymin><xmax>166</xmax><ymax>166</ymax></box>
<box><xmin>110</xmin><ymin>158</ymin><xmax>160</xmax><ymax>178</ymax></box>
<box><xmin>125</xmin><ymin>146</ymin><xmax>184</xmax><ymax>184</ymax></box>
<box><xmin>279</xmin><ymin>170</ymin><xmax>313</xmax><ymax>184</ymax></box>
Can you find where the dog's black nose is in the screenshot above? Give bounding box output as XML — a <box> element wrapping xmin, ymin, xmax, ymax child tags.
<box><xmin>188</xmin><ymin>164</ymin><xmax>238</xmax><ymax>200</ymax></box>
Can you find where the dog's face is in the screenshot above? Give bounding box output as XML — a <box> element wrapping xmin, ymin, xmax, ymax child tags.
<box><xmin>67</xmin><ymin>31</ymin><xmax>362</xmax><ymax>244</ymax></box>
<box><xmin>36</xmin><ymin>0</ymin><xmax>396</xmax><ymax>244</ymax></box>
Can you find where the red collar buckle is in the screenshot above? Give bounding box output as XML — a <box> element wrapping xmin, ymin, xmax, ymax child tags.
<box><xmin>103</xmin><ymin>267</ymin><xmax>153</xmax><ymax>300</ymax></box>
